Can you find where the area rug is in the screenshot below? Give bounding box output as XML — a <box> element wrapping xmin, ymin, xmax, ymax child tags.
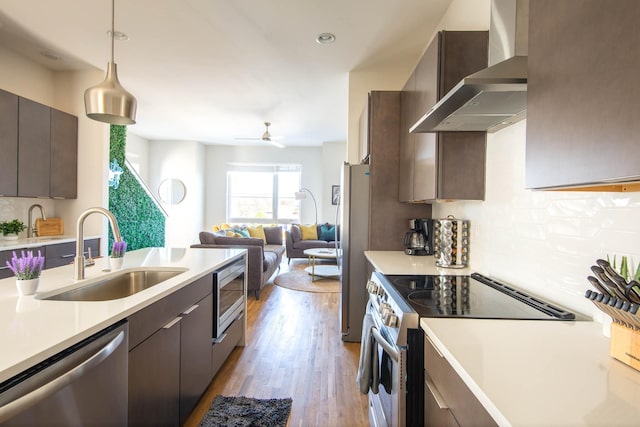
<box><xmin>274</xmin><ymin>263</ymin><xmax>340</xmax><ymax>293</ymax></box>
<box><xmin>199</xmin><ymin>395</ymin><xmax>292</xmax><ymax>427</ymax></box>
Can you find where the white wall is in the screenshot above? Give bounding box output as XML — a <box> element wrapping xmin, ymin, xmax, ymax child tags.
<box><xmin>204</xmin><ymin>144</ymin><xmax>345</xmax><ymax>228</ymax></box>
<box><xmin>0</xmin><ymin>47</ymin><xmax>111</xmax><ymax>249</ymax></box>
<box><xmin>125</xmin><ymin>132</ymin><xmax>151</xmax><ymax>183</ymax></box>
<box><xmin>148</xmin><ymin>140</ymin><xmax>205</xmax><ymax>248</ymax></box>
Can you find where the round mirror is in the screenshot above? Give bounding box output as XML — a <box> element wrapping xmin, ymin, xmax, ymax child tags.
<box><xmin>158</xmin><ymin>179</ymin><xmax>186</xmax><ymax>205</ymax></box>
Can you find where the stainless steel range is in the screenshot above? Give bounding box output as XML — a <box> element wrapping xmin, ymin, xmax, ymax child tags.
<box><xmin>359</xmin><ymin>271</ymin><xmax>578</xmax><ymax>427</ymax></box>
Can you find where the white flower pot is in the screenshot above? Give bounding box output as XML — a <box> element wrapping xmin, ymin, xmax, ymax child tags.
<box><xmin>16</xmin><ymin>278</ymin><xmax>39</xmax><ymax>296</ymax></box>
<box><xmin>4</xmin><ymin>233</ymin><xmax>19</xmax><ymax>241</ymax></box>
<box><xmin>110</xmin><ymin>257</ymin><xmax>124</xmax><ymax>270</ymax></box>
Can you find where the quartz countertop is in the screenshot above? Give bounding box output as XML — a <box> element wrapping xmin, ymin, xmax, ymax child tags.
<box><xmin>365</xmin><ymin>251</ymin><xmax>640</xmax><ymax>426</ymax></box>
<box><xmin>364</xmin><ymin>250</ymin><xmax>473</xmax><ymax>276</ymax></box>
<box><xmin>0</xmin><ymin>246</ymin><xmax>245</xmax><ymax>383</ymax></box>
<box><xmin>421</xmin><ymin>318</ymin><xmax>640</xmax><ymax>426</ymax></box>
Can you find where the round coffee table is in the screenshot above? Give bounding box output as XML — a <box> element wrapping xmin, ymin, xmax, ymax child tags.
<box><xmin>303</xmin><ymin>248</ymin><xmax>339</xmax><ymax>281</ymax></box>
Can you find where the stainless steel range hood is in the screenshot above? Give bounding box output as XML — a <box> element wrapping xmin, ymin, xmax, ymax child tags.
<box><xmin>411</xmin><ymin>0</ymin><xmax>529</xmax><ymax>133</ymax></box>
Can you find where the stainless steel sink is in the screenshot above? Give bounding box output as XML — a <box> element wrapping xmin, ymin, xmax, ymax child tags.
<box><xmin>40</xmin><ymin>268</ymin><xmax>187</xmax><ymax>301</ymax></box>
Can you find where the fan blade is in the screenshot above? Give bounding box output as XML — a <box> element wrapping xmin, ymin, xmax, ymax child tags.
<box><xmin>266</xmin><ymin>139</ymin><xmax>285</xmax><ymax>148</ymax></box>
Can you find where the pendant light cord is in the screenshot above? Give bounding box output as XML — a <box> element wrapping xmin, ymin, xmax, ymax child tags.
<box><xmin>110</xmin><ymin>0</ymin><xmax>115</xmax><ymax>63</ymax></box>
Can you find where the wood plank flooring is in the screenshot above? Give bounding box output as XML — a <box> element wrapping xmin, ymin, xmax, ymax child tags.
<box><xmin>183</xmin><ymin>261</ymin><xmax>369</xmax><ymax>427</ymax></box>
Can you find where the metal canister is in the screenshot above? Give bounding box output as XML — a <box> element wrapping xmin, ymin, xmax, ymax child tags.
<box><xmin>433</xmin><ymin>215</ymin><xmax>469</xmax><ymax>268</ymax></box>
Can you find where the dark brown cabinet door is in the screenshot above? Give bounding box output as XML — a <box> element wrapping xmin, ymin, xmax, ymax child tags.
<box><xmin>401</xmin><ymin>31</ymin><xmax>488</xmax><ymax>202</ymax></box>
<box><xmin>129</xmin><ymin>318</ymin><xmax>182</xmax><ymax>427</ymax></box>
<box><xmin>526</xmin><ymin>0</ymin><xmax>640</xmax><ymax>189</ymax></box>
<box><xmin>399</xmin><ymin>71</ymin><xmax>416</xmax><ymax>202</ymax></box>
<box><xmin>179</xmin><ymin>294</ymin><xmax>213</xmax><ymax>425</ymax></box>
<box><xmin>44</xmin><ymin>239</ymin><xmax>100</xmax><ymax>269</ymax></box>
<box><xmin>0</xmin><ymin>90</ymin><xmax>18</xmax><ymax>197</ymax></box>
<box><xmin>18</xmin><ymin>97</ymin><xmax>50</xmax><ymax>198</ymax></box>
<box><xmin>50</xmin><ymin>109</ymin><xmax>78</xmax><ymax>198</ymax></box>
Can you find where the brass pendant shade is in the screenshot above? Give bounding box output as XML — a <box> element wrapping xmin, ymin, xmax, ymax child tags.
<box><xmin>84</xmin><ymin>0</ymin><xmax>137</xmax><ymax>125</ymax></box>
<box><xmin>85</xmin><ymin>62</ymin><xmax>137</xmax><ymax>125</ymax></box>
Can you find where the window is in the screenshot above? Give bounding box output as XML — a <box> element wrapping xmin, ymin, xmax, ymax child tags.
<box><xmin>227</xmin><ymin>163</ymin><xmax>301</xmax><ymax>224</ymax></box>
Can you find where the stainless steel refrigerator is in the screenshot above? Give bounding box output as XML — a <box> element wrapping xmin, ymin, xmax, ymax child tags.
<box><xmin>338</xmin><ymin>163</ymin><xmax>370</xmax><ymax>342</ymax></box>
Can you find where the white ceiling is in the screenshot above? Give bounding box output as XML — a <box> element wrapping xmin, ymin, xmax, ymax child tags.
<box><xmin>0</xmin><ymin>0</ymin><xmax>452</xmax><ymax>147</ymax></box>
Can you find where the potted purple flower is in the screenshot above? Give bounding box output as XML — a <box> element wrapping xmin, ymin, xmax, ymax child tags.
<box><xmin>110</xmin><ymin>240</ymin><xmax>127</xmax><ymax>270</ymax></box>
<box><xmin>6</xmin><ymin>250</ymin><xmax>45</xmax><ymax>295</ymax></box>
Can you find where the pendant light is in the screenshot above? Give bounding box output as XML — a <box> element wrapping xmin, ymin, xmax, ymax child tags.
<box><xmin>84</xmin><ymin>0</ymin><xmax>137</xmax><ymax>125</ymax></box>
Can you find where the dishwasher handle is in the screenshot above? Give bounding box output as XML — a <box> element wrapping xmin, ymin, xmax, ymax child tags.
<box><xmin>0</xmin><ymin>329</ymin><xmax>126</xmax><ymax>423</ymax></box>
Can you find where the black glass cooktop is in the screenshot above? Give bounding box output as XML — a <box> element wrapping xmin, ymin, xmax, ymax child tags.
<box><xmin>382</xmin><ymin>272</ymin><xmax>575</xmax><ymax>320</ymax></box>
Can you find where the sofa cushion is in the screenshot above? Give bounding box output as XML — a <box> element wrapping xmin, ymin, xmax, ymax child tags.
<box><xmin>262</xmin><ymin>251</ymin><xmax>278</xmax><ymax>272</ymax></box>
<box><xmin>300</xmin><ymin>224</ymin><xmax>318</xmax><ymax>240</ymax></box>
<box><xmin>319</xmin><ymin>223</ymin><xmax>336</xmax><ymax>241</ymax></box>
<box><xmin>199</xmin><ymin>231</ymin><xmax>217</xmax><ymax>244</ymax></box>
<box><xmin>264</xmin><ymin>226</ymin><xmax>283</xmax><ymax>245</ymax></box>
<box><xmin>289</xmin><ymin>224</ymin><xmax>302</xmax><ymax>242</ymax></box>
<box><xmin>265</xmin><ymin>244</ymin><xmax>286</xmax><ymax>257</ymax></box>
<box><xmin>293</xmin><ymin>239</ymin><xmax>333</xmax><ymax>250</ymax></box>
<box><xmin>247</xmin><ymin>225</ymin><xmax>267</xmax><ymax>242</ymax></box>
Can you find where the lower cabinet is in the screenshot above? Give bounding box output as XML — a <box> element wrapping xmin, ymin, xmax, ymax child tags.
<box><xmin>44</xmin><ymin>238</ymin><xmax>100</xmax><ymax>269</ymax></box>
<box><xmin>424</xmin><ymin>334</ymin><xmax>497</xmax><ymax>427</ymax></box>
<box><xmin>128</xmin><ymin>274</ymin><xmax>214</xmax><ymax>427</ymax></box>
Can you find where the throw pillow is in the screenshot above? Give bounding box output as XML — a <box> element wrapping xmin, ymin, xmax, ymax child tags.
<box><xmin>289</xmin><ymin>224</ymin><xmax>302</xmax><ymax>242</ymax></box>
<box><xmin>300</xmin><ymin>224</ymin><xmax>318</xmax><ymax>240</ymax></box>
<box><xmin>264</xmin><ymin>226</ymin><xmax>283</xmax><ymax>245</ymax></box>
<box><xmin>220</xmin><ymin>223</ymin><xmax>232</xmax><ymax>230</ymax></box>
<box><xmin>247</xmin><ymin>225</ymin><xmax>267</xmax><ymax>242</ymax></box>
<box><xmin>232</xmin><ymin>228</ymin><xmax>250</xmax><ymax>238</ymax></box>
<box><xmin>319</xmin><ymin>223</ymin><xmax>336</xmax><ymax>241</ymax></box>
<box><xmin>212</xmin><ymin>225</ymin><xmax>220</xmax><ymax>232</ymax></box>
<box><xmin>225</xmin><ymin>230</ymin><xmax>243</xmax><ymax>238</ymax></box>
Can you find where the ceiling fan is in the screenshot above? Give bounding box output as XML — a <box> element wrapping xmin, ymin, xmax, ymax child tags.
<box><xmin>235</xmin><ymin>122</ymin><xmax>285</xmax><ymax>148</ymax></box>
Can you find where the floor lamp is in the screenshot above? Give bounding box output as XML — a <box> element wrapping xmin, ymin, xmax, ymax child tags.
<box><xmin>295</xmin><ymin>188</ymin><xmax>318</xmax><ymax>224</ymax></box>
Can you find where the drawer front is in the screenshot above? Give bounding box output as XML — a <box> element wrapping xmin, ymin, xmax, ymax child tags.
<box><xmin>424</xmin><ymin>335</ymin><xmax>497</xmax><ymax>427</ymax></box>
<box><xmin>425</xmin><ymin>375</ymin><xmax>459</xmax><ymax>427</ymax></box>
<box><xmin>44</xmin><ymin>239</ymin><xmax>100</xmax><ymax>269</ymax></box>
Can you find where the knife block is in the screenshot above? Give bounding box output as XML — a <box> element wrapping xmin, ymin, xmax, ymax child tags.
<box><xmin>610</xmin><ymin>323</ymin><xmax>640</xmax><ymax>371</ymax></box>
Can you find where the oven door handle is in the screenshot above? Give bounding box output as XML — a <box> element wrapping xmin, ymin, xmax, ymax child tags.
<box><xmin>371</xmin><ymin>327</ymin><xmax>398</xmax><ymax>362</ymax></box>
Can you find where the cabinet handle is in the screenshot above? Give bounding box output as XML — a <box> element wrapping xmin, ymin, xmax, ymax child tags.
<box><xmin>425</xmin><ymin>376</ymin><xmax>449</xmax><ymax>410</ymax></box>
<box><xmin>182</xmin><ymin>304</ymin><xmax>199</xmax><ymax>315</ymax></box>
<box><xmin>425</xmin><ymin>334</ymin><xmax>444</xmax><ymax>358</ymax></box>
<box><xmin>60</xmin><ymin>254</ymin><xmax>75</xmax><ymax>259</ymax></box>
<box><xmin>213</xmin><ymin>333</ymin><xmax>227</xmax><ymax>344</ymax></box>
<box><xmin>0</xmin><ymin>266</ymin><xmax>9</xmax><ymax>271</ymax></box>
<box><xmin>163</xmin><ymin>317</ymin><xmax>182</xmax><ymax>329</ymax></box>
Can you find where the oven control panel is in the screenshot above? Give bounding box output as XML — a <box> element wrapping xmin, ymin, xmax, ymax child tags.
<box><xmin>367</xmin><ymin>278</ymin><xmax>398</xmax><ymax>327</ymax></box>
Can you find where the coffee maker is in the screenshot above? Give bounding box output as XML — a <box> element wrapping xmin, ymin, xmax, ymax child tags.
<box><xmin>403</xmin><ymin>218</ymin><xmax>434</xmax><ymax>256</ymax></box>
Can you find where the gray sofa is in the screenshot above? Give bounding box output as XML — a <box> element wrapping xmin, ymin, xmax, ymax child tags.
<box><xmin>191</xmin><ymin>226</ymin><xmax>285</xmax><ymax>299</ymax></box>
<box><xmin>285</xmin><ymin>223</ymin><xmax>339</xmax><ymax>262</ymax></box>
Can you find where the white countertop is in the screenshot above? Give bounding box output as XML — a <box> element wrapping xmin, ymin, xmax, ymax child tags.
<box><xmin>0</xmin><ymin>246</ymin><xmax>245</xmax><ymax>383</ymax></box>
<box><xmin>364</xmin><ymin>250</ymin><xmax>473</xmax><ymax>276</ymax></box>
<box><xmin>365</xmin><ymin>251</ymin><xmax>640</xmax><ymax>426</ymax></box>
<box><xmin>421</xmin><ymin>318</ymin><xmax>640</xmax><ymax>426</ymax></box>
<box><xmin>0</xmin><ymin>235</ymin><xmax>101</xmax><ymax>251</ymax></box>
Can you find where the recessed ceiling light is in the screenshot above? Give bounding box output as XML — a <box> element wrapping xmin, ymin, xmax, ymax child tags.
<box><xmin>316</xmin><ymin>33</ymin><xmax>336</xmax><ymax>44</ymax></box>
<box><xmin>107</xmin><ymin>30</ymin><xmax>129</xmax><ymax>41</ymax></box>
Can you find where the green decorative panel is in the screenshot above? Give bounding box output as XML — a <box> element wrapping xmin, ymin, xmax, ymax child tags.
<box><xmin>108</xmin><ymin>125</ymin><xmax>165</xmax><ymax>251</ymax></box>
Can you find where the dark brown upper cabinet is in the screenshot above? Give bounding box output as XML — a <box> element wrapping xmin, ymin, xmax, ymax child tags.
<box><xmin>18</xmin><ymin>97</ymin><xmax>51</xmax><ymax>198</ymax></box>
<box><xmin>2</xmin><ymin>90</ymin><xmax>78</xmax><ymax>199</ymax></box>
<box><xmin>526</xmin><ymin>0</ymin><xmax>640</xmax><ymax>191</ymax></box>
<box><xmin>0</xmin><ymin>90</ymin><xmax>18</xmax><ymax>197</ymax></box>
<box><xmin>399</xmin><ymin>31</ymin><xmax>488</xmax><ymax>202</ymax></box>
<box><xmin>50</xmin><ymin>109</ymin><xmax>78</xmax><ymax>199</ymax></box>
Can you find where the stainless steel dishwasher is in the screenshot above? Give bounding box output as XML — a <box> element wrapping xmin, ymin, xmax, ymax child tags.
<box><xmin>0</xmin><ymin>320</ymin><xmax>128</xmax><ymax>426</ymax></box>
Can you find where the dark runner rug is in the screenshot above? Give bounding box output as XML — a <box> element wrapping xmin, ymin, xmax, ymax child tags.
<box><xmin>199</xmin><ymin>395</ymin><xmax>292</xmax><ymax>427</ymax></box>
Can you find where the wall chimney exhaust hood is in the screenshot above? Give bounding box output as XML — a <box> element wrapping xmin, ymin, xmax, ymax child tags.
<box><xmin>411</xmin><ymin>0</ymin><xmax>529</xmax><ymax>133</ymax></box>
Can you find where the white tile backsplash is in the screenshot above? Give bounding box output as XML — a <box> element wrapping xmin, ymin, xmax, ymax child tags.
<box><xmin>432</xmin><ymin>120</ymin><xmax>640</xmax><ymax>322</ymax></box>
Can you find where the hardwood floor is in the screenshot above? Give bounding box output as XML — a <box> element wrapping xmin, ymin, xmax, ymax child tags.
<box><xmin>183</xmin><ymin>261</ymin><xmax>369</xmax><ymax>427</ymax></box>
